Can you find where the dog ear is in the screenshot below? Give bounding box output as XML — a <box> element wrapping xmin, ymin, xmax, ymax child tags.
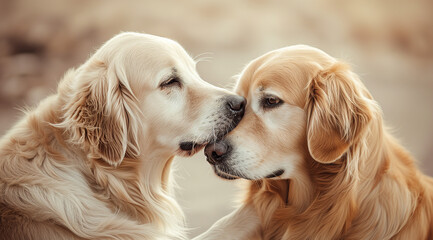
<box><xmin>62</xmin><ymin>59</ymin><xmax>141</xmax><ymax>167</ymax></box>
<box><xmin>305</xmin><ymin>62</ymin><xmax>373</xmax><ymax>164</ymax></box>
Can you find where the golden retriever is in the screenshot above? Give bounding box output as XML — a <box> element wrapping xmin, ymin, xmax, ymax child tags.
<box><xmin>0</xmin><ymin>32</ymin><xmax>246</xmax><ymax>240</ymax></box>
<box><xmin>195</xmin><ymin>45</ymin><xmax>433</xmax><ymax>239</ymax></box>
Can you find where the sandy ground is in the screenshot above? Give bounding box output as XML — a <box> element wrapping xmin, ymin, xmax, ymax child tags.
<box><xmin>1</xmin><ymin>0</ymin><xmax>433</xmax><ymax>237</ymax></box>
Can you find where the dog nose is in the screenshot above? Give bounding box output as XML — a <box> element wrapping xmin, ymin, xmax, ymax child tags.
<box><xmin>204</xmin><ymin>141</ymin><xmax>230</xmax><ymax>164</ymax></box>
<box><xmin>226</xmin><ymin>95</ymin><xmax>246</xmax><ymax>113</ymax></box>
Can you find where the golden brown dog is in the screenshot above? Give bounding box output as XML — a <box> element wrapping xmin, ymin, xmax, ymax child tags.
<box><xmin>196</xmin><ymin>45</ymin><xmax>433</xmax><ymax>239</ymax></box>
<box><xmin>0</xmin><ymin>32</ymin><xmax>245</xmax><ymax>240</ymax></box>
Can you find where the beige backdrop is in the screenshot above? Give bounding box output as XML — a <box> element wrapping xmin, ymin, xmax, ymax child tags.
<box><xmin>1</xmin><ymin>0</ymin><xmax>432</xmax><ymax>237</ymax></box>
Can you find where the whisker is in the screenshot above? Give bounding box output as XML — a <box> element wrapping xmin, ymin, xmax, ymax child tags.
<box><xmin>193</xmin><ymin>52</ymin><xmax>214</xmax><ymax>63</ymax></box>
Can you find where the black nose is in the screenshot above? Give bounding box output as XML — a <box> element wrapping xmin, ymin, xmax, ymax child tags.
<box><xmin>226</xmin><ymin>95</ymin><xmax>246</xmax><ymax>113</ymax></box>
<box><xmin>204</xmin><ymin>141</ymin><xmax>230</xmax><ymax>165</ymax></box>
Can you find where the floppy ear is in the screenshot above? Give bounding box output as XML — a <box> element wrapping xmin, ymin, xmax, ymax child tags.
<box><xmin>63</xmin><ymin>59</ymin><xmax>141</xmax><ymax>167</ymax></box>
<box><xmin>305</xmin><ymin>62</ymin><xmax>373</xmax><ymax>163</ymax></box>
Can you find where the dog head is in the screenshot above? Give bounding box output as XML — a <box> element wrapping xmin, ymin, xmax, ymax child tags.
<box><xmin>204</xmin><ymin>45</ymin><xmax>374</xmax><ymax>180</ymax></box>
<box><xmin>59</xmin><ymin>32</ymin><xmax>245</xmax><ymax>167</ymax></box>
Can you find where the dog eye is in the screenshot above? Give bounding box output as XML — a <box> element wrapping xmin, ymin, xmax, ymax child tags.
<box><xmin>160</xmin><ymin>77</ymin><xmax>181</xmax><ymax>88</ymax></box>
<box><xmin>262</xmin><ymin>96</ymin><xmax>283</xmax><ymax>109</ymax></box>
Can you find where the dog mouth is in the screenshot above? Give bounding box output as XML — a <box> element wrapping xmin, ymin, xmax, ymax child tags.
<box><xmin>212</xmin><ymin>165</ymin><xmax>239</xmax><ymax>180</ymax></box>
<box><xmin>264</xmin><ymin>169</ymin><xmax>285</xmax><ymax>179</ymax></box>
<box><xmin>178</xmin><ymin>118</ymin><xmax>241</xmax><ymax>157</ymax></box>
<box><xmin>178</xmin><ymin>141</ymin><xmax>207</xmax><ymax>156</ymax></box>
<box><xmin>213</xmin><ymin>164</ymin><xmax>285</xmax><ymax>180</ymax></box>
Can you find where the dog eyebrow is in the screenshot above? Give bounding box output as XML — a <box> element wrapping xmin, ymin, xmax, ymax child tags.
<box><xmin>169</xmin><ymin>67</ymin><xmax>179</xmax><ymax>80</ymax></box>
<box><xmin>162</xmin><ymin>67</ymin><xmax>179</xmax><ymax>82</ymax></box>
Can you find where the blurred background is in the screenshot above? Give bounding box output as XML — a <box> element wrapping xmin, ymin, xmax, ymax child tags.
<box><xmin>1</xmin><ymin>0</ymin><xmax>432</xmax><ymax>237</ymax></box>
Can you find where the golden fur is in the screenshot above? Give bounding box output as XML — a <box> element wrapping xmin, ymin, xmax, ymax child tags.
<box><xmin>196</xmin><ymin>45</ymin><xmax>433</xmax><ymax>240</ymax></box>
<box><xmin>0</xmin><ymin>32</ymin><xmax>242</xmax><ymax>240</ymax></box>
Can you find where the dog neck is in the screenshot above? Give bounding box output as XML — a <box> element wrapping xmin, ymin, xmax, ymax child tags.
<box><xmin>78</xmin><ymin>143</ymin><xmax>184</xmax><ymax>236</ymax></box>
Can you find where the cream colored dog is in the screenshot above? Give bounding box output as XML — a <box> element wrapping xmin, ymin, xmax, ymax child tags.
<box><xmin>196</xmin><ymin>45</ymin><xmax>433</xmax><ymax>239</ymax></box>
<box><xmin>0</xmin><ymin>32</ymin><xmax>245</xmax><ymax>240</ymax></box>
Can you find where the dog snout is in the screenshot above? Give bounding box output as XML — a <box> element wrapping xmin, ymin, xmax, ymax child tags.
<box><xmin>226</xmin><ymin>95</ymin><xmax>246</xmax><ymax>114</ymax></box>
<box><xmin>205</xmin><ymin>141</ymin><xmax>230</xmax><ymax>165</ymax></box>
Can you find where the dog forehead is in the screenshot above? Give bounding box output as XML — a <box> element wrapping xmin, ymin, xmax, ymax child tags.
<box><xmin>100</xmin><ymin>32</ymin><xmax>193</xmax><ymax>64</ymax></box>
<box><xmin>236</xmin><ymin>45</ymin><xmax>336</xmax><ymax>106</ymax></box>
<box><xmin>237</xmin><ymin>58</ymin><xmax>311</xmax><ymax>108</ymax></box>
<box><xmin>108</xmin><ymin>32</ymin><xmax>180</xmax><ymax>50</ymax></box>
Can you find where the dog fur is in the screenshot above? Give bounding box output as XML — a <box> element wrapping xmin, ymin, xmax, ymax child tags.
<box><xmin>0</xmin><ymin>32</ymin><xmax>243</xmax><ymax>240</ymax></box>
